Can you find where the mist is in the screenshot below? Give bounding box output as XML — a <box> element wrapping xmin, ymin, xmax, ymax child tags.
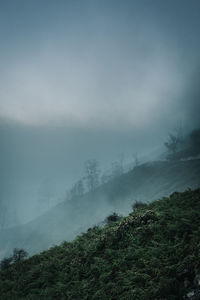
<box><xmin>0</xmin><ymin>0</ymin><xmax>200</xmax><ymax>229</ymax></box>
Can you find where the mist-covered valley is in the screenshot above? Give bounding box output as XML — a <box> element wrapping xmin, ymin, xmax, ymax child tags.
<box><xmin>0</xmin><ymin>1</ymin><xmax>200</xmax><ymax>298</ymax></box>
<box><xmin>0</xmin><ymin>121</ymin><xmax>166</xmax><ymax>227</ymax></box>
<box><xmin>0</xmin><ymin>126</ymin><xmax>200</xmax><ymax>258</ymax></box>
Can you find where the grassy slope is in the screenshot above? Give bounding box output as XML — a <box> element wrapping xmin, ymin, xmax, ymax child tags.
<box><xmin>1</xmin><ymin>159</ymin><xmax>200</xmax><ymax>258</ymax></box>
<box><xmin>0</xmin><ymin>188</ymin><xmax>200</xmax><ymax>299</ymax></box>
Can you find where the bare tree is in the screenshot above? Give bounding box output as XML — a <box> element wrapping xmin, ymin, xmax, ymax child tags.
<box><xmin>70</xmin><ymin>179</ymin><xmax>84</xmax><ymax>199</ymax></box>
<box><xmin>164</xmin><ymin>125</ymin><xmax>184</xmax><ymax>159</ymax></box>
<box><xmin>84</xmin><ymin>160</ymin><xmax>100</xmax><ymax>191</ymax></box>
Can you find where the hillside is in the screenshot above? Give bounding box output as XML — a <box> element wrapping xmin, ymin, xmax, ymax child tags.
<box><xmin>0</xmin><ymin>159</ymin><xmax>200</xmax><ymax>258</ymax></box>
<box><xmin>1</xmin><ymin>188</ymin><xmax>200</xmax><ymax>299</ymax></box>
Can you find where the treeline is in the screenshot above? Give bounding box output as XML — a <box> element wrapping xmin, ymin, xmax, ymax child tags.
<box><xmin>164</xmin><ymin>127</ymin><xmax>200</xmax><ymax>161</ymax></box>
<box><xmin>67</xmin><ymin>158</ymin><xmax>126</xmax><ymax>200</ymax></box>
<box><xmin>67</xmin><ymin>152</ymin><xmax>140</xmax><ymax>200</ymax></box>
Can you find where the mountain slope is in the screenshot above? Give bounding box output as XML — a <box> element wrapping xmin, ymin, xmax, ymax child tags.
<box><xmin>1</xmin><ymin>189</ymin><xmax>200</xmax><ymax>299</ymax></box>
<box><xmin>0</xmin><ymin>159</ymin><xmax>200</xmax><ymax>258</ymax></box>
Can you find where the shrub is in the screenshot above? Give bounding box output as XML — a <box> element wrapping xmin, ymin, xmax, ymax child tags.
<box><xmin>0</xmin><ymin>248</ymin><xmax>28</xmax><ymax>272</ymax></box>
<box><xmin>12</xmin><ymin>248</ymin><xmax>28</xmax><ymax>263</ymax></box>
<box><xmin>132</xmin><ymin>201</ymin><xmax>146</xmax><ymax>210</ymax></box>
<box><xmin>105</xmin><ymin>212</ymin><xmax>121</xmax><ymax>224</ymax></box>
<box><xmin>0</xmin><ymin>257</ymin><xmax>12</xmax><ymax>271</ymax></box>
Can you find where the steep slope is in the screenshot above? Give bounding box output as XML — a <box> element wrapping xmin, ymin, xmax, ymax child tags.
<box><xmin>0</xmin><ymin>159</ymin><xmax>200</xmax><ymax>258</ymax></box>
<box><xmin>1</xmin><ymin>189</ymin><xmax>200</xmax><ymax>299</ymax></box>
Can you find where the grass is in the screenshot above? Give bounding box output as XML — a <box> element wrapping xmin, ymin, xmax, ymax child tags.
<box><xmin>0</xmin><ymin>188</ymin><xmax>200</xmax><ymax>299</ymax></box>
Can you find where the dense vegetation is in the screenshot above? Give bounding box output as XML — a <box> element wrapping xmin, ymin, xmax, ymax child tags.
<box><xmin>0</xmin><ymin>188</ymin><xmax>200</xmax><ymax>299</ymax></box>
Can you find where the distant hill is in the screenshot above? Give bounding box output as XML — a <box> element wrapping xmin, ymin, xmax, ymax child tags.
<box><xmin>1</xmin><ymin>188</ymin><xmax>200</xmax><ymax>299</ymax></box>
<box><xmin>0</xmin><ymin>159</ymin><xmax>200</xmax><ymax>258</ymax></box>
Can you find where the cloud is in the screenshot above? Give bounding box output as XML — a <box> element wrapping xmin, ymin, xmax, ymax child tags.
<box><xmin>0</xmin><ymin>0</ymin><xmax>199</xmax><ymax>132</ymax></box>
<box><xmin>0</xmin><ymin>41</ymin><xmax>188</xmax><ymax>130</ymax></box>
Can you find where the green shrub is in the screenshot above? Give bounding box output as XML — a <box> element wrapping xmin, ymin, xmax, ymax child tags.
<box><xmin>104</xmin><ymin>212</ymin><xmax>122</xmax><ymax>223</ymax></box>
<box><xmin>132</xmin><ymin>200</ymin><xmax>147</xmax><ymax>210</ymax></box>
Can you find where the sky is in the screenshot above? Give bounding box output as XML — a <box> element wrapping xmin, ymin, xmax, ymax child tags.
<box><xmin>0</xmin><ymin>0</ymin><xmax>200</xmax><ymax>224</ymax></box>
<box><xmin>0</xmin><ymin>0</ymin><xmax>200</xmax><ymax>129</ymax></box>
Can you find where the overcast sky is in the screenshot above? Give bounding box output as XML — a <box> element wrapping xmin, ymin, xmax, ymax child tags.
<box><xmin>0</xmin><ymin>0</ymin><xmax>200</xmax><ymax>130</ymax></box>
<box><xmin>0</xmin><ymin>0</ymin><xmax>200</xmax><ymax>223</ymax></box>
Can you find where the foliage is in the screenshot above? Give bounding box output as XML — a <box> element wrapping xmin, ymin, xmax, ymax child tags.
<box><xmin>132</xmin><ymin>200</ymin><xmax>147</xmax><ymax>210</ymax></box>
<box><xmin>0</xmin><ymin>248</ymin><xmax>28</xmax><ymax>272</ymax></box>
<box><xmin>12</xmin><ymin>248</ymin><xmax>28</xmax><ymax>263</ymax></box>
<box><xmin>0</xmin><ymin>257</ymin><xmax>12</xmax><ymax>272</ymax></box>
<box><xmin>0</xmin><ymin>189</ymin><xmax>200</xmax><ymax>299</ymax></box>
<box><xmin>104</xmin><ymin>212</ymin><xmax>122</xmax><ymax>223</ymax></box>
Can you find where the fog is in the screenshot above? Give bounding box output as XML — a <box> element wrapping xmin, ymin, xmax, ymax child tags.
<box><xmin>0</xmin><ymin>0</ymin><xmax>200</xmax><ymax>228</ymax></box>
<box><xmin>0</xmin><ymin>122</ymin><xmax>164</xmax><ymax>225</ymax></box>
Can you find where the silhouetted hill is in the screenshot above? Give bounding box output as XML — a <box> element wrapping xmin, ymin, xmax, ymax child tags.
<box><xmin>1</xmin><ymin>189</ymin><xmax>200</xmax><ymax>299</ymax></box>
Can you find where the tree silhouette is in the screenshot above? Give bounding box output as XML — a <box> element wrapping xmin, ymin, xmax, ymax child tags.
<box><xmin>84</xmin><ymin>160</ymin><xmax>100</xmax><ymax>191</ymax></box>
